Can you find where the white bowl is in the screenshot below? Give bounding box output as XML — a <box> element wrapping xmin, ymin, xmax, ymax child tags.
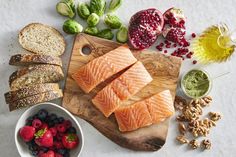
<box><xmin>15</xmin><ymin>102</ymin><xmax>84</xmax><ymax>157</ymax></box>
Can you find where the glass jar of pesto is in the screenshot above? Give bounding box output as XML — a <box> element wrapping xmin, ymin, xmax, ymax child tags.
<box><xmin>181</xmin><ymin>69</ymin><xmax>212</xmax><ymax>99</ymax></box>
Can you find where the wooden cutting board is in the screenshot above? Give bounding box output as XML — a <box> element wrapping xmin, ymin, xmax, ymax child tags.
<box><xmin>62</xmin><ymin>33</ymin><xmax>182</xmax><ymax>151</ymax></box>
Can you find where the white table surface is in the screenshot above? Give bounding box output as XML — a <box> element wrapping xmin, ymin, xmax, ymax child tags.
<box><xmin>1</xmin><ymin>0</ymin><xmax>236</xmax><ymax>156</ymax></box>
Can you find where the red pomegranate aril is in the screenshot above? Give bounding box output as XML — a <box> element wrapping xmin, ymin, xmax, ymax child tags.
<box><xmin>160</xmin><ymin>43</ymin><xmax>164</xmax><ymax>46</ymax></box>
<box><xmin>173</xmin><ymin>43</ymin><xmax>177</xmax><ymax>47</ymax></box>
<box><xmin>191</xmin><ymin>33</ymin><xmax>196</xmax><ymax>38</ymax></box>
<box><xmin>193</xmin><ymin>60</ymin><xmax>197</xmax><ymax>64</ymax></box>
<box><xmin>166</xmin><ymin>45</ymin><xmax>171</xmax><ymax>48</ymax></box>
<box><xmin>164</xmin><ymin>50</ymin><xmax>168</xmax><ymax>53</ymax></box>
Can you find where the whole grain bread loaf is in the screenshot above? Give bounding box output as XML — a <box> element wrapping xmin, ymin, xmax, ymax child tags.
<box><xmin>9</xmin><ymin>54</ymin><xmax>63</xmax><ymax>67</ymax></box>
<box><xmin>9</xmin><ymin>64</ymin><xmax>64</xmax><ymax>90</ymax></box>
<box><xmin>8</xmin><ymin>89</ymin><xmax>63</xmax><ymax>111</ymax></box>
<box><xmin>5</xmin><ymin>83</ymin><xmax>60</xmax><ymax>104</ymax></box>
<box><xmin>18</xmin><ymin>23</ymin><xmax>66</xmax><ymax>56</ymax></box>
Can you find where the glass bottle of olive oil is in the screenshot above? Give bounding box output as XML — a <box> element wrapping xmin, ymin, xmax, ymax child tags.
<box><xmin>192</xmin><ymin>23</ymin><xmax>236</xmax><ymax>63</ymax></box>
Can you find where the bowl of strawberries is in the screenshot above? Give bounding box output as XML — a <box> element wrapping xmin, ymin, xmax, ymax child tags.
<box><xmin>15</xmin><ymin>102</ymin><xmax>84</xmax><ymax>157</ymax></box>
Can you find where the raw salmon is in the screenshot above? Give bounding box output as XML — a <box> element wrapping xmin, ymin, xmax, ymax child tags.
<box><xmin>115</xmin><ymin>102</ymin><xmax>152</xmax><ymax>132</ymax></box>
<box><xmin>72</xmin><ymin>45</ymin><xmax>137</xmax><ymax>93</ymax></box>
<box><xmin>92</xmin><ymin>61</ymin><xmax>153</xmax><ymax>117</ymax></box>
<box><xmin>114</xmin><ymin>90</ymin><xmax>175</xmax><ymax>132</ymax></box>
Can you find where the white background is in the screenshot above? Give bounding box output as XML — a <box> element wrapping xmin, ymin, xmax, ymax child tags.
<box><xmin>0</xmin><ymin>0</ymin><xmax>236</xmax><ymax>156</ymax></box>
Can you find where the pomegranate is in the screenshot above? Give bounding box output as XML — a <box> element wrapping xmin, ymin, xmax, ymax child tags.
<box><xmin>128</xmin><ymin>8</ymin><xmax>164</xmax><ymax>50</ymax></box>
<box><xmin>163</xmin><ymin>26</ymin><xmax>186</xmax><ymax>44</ymax></box>
<box><xmin>163</xmin><ymin>7</ymin><xmax>186</xmax><ymax>28</ymax></box>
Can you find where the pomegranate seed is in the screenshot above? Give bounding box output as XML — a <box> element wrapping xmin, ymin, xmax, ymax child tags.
<box><xmin>166</xmin><ymin>45</ymin><xmax>171</xmax><ymax>48</ymax></box>
<box><xmin>164</xmin><ymin>40</ymin><xmax>169</xmax><ymax>44</ymax></box>
<box><xmin>186</xmin><ymin>53</ymin><xmax>192</xmax><ymax>58</ymax></box>
<box><xmin>192</xmin><ymin>60</ymin><xmax>197</xmax><ymax>64</ymax></box>
<box><xmin>173</xmin><ymin>43</ymin><xmax>177</xmax><ymax>47</ymax></box>
<box><xmin>164</xmin><ymin>50</ymin><xmax>168</xmax><ymax>53</ymax></box>
<box><xmin>160</xmin><ymin>43</ymin><xmax>164</xmax><ymax>46</ymax></box>
<box><xmin>191</xmin><ymin>33</ymin><xmax>196</xmax><ymax>38</ymax></box>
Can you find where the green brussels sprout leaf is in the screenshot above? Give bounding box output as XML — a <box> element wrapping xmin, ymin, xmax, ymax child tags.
<box><xmin>63</xmin><ymin>19</ymin><xmax>83</xmax><ymax>34</ymax></box>
<box><xmin>104</xmin><ymin>14</ymin><xmax>122</xmax><ymax>29</ymax></box>
<box><xmin>87</xmin><ymin>13</ymin><xmax>100</xmax><ymax>27</ymax></box>
<box><xmin>116</xmin><ymin>26</ymin><xmax>128</xmax><ymax>43</ymax></box>
<box><xmin>108</xmin><ymin>0</ymin><xmax>123</xmax><ymax>12</ymax></box>
<box><xmin>97</xmin><ymin>29</ymin><xmax>114</xmax><ymax>40</ymax></box>
<box><xmin>90</xmin><ymin>0</ymin><xmax>106</xmax><ymax>17</ymax></box>
<box><xmin>77</xmin><ymin>3</ymin><xmax>90</xmax><ymax>19</ymax></box>
<box><xmin>56</xmin><ymin>0</ymin><xmax>75</xmax><ymax>18</ymax></box>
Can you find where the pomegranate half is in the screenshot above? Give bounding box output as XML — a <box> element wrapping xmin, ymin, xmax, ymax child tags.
<box><xmin>128</xmin><ymin>8</ymin><xmax>164</xmax><ymax>50</ymax></box>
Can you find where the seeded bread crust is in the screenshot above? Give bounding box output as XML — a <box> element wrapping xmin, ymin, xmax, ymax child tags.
<box><xmin>18</xmin><ymin>23</ymin><xmax>66</xmax><ymax>56</ymax></box>
<box><xmin>9</xmin><ymin>89</ymin><xmax>63</xmax><ymax>111</ymax></box>
<box><xmin>4</xmin><ymin>83</ymin><xmax>60</xmax><ymax>104</ymax></box>
<box><xmin>9</xmin><ymin>54</ymin><xmax>63</xmax><ymax>67</ymax></box>
<box><xmin>9</xmin><ymin>65</ymin><xmax>64</xmax><ymax>90</ymax></box>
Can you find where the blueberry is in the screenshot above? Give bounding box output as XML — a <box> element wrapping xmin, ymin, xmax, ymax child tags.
<box><xmin>37</xmin><ymin>109</ymin><xmax>48</xmax><ymax>120</ymax></box>
<box><xmin>28</xmin><ymin>144</ymin><xmax>38</xmax><ymax>151</ymax></box>
<box><xmin>41</xmin><ymin>147</ymin><xmax>49</xmax><ymax>152</ymax></box>
<box><xmin>48</xmin><ymin>121</ymin><xmax>55</xmax><ymax>127</ymax></box>
<box><xmin>57</xmin><ymin>149</ymin><xmax>67</xmax><ymax>155</ymax></box>
<box><xmin>49</xmin><ymin>113</ymin><xmax>57</xmax><ymax>121</ymax></box>
<box><xmin>26</xmin><ymin>116</ymin><xmax>33</xmax><ymax>125</ymax></box>
<box><xmin>67</xmin><ymin>127</ymin><xmax>77</xmax><ymax>134</ymax></box>
<box><xmin>53</xmin><ymin>118</ymin><xmax>59</xmax><ymax>125</ymax></box>
<box><xmin>58</xmin><ymin>117</ymin><xmax>65</xmax><ymax>123</ymax></box>
<box><xmin>33</xmin><ymin>114</ymin><xmax>38</xmax><ymax>119</ymax></box>
<box><xmin>64</xmin><ymin>152</ymin><xmax>70</xmax><ymax>157</ymax></box>
<box><xmin>31</xmin><ymin>150</ymin><xmax>38</xmax><ymax>156</ymax></box>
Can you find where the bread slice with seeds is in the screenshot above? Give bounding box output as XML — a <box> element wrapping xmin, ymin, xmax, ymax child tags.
<box><xmin>9</xmin><ymin>64</ymin><xmax>64</xmax><ymax>90</ymax></box>
<box><xmin>4</xmin><ymin>83</ymin><xmax>60</xmax><ymax>104</ymax></box>
<box><xmin>8</xmin><ymin>89</ymin><xmax>63</xmax><ymax>111</ymax></box>
<box><xmin>18</xmin><ymin>23</ymin><xmax>66</xmax><ymax>56</ymax></box>
<box><xmin>9</xmin><ymin>54</ymin><xmax>63</xmax><ymax>67</ymax></box>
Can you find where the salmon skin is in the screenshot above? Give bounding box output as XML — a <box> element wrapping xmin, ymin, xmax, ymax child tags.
<box><xmin>72</xmin><ymin>45</ymin><xmax>137</xmax><ymax>93</ymax></box>
<box><xmin>115</xmin><ymin>90</ymin><xmax>175</xmax><ymax>132</ymax></box>
<box><xmin>92</xmin><ymin>61</ymin><xmax>153</xmax><ymax>117</ymax></box>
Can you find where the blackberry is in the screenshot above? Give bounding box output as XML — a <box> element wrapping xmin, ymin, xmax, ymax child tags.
<box><xmin>67</xmin><ymin>127</ymin><xmax>77</xmax><ymax>134</ymax></box>
<box><xmin>37</xmin><ymin>109</ymin><xmax>48</xmax><ymax>121</ymax></box>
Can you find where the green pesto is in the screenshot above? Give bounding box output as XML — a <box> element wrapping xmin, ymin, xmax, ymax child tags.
<box><xmin>182</xmin><ymin>69</ymin><xmax>210</xmax><ymax>98</ymax></box>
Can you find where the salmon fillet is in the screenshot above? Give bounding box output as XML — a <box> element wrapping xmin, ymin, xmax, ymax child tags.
<box><xmin>72</xmin><ymin>45</ymin><xmax>137</xmax><ymax>93</ymax></box>
<box><xmin>115</xmin><ymin>90</ymin><xmax>175</xmax><ymax>132</ymax></box>
<box><xmin>115</xmin><ymin>102</ymin><xmax>152</xmax><ymax>132</ymax></box>
<box><xmin>146</xmin><ymin>90</ymin><xmax>175</xmax><ymax>123</ymax></box>
<box><xmin>92</xmin><ymin>61</ymin><xmax>153</xmax><ymax>117</ymax></box>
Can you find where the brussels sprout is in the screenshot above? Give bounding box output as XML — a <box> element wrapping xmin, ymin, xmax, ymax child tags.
<box><xmin>87</xmin><ymin>13</ymin><xmax>100</xmax><ymax>27</ymax></box>
<box><xmin>84</xmin><ymin>26</ymin><xmax>99</xmax><ymax>35</ymax></box>
<box><xmin>116</xmin><ymin>26</ymin><xmax>128</xmax><ymax>43</ymax></box>
<box><xmin>108</xmin><ymin>0</ymin><xmax>123</xmax><ymax>12</ymax></box>
<box><xmin>77</xmin><ymin>3</ymin><xmax>90</xmax><ymax>19</ymax></box>
<box><xmin>63</xmin><ymin>19</ymin><xmax>83</xmax><ymax>34</ymax></box>
<box><xmin>56</xmin><ymin>0</ymin><xmax>76</xmax><ymax>18</ymax></box>
<box><xmin>104</xmin><ymin>14</ymin><xmax>122</xmax><ymax>29</ymax></box>
<box><xmin>90</xmin><ymin>0</ymin><xmax>106</xmax><ymax>17</ymax></box>
<box><xmin>97</xmin><ymin>29</ymin><xmax>114</xmax><ymax>40</ymax></box>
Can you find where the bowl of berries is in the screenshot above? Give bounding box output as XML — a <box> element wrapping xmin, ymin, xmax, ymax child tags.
<box><xmin>15</xmin><ymin>102</ymin><xmax>84</xmax><ymax>157</ymax></box>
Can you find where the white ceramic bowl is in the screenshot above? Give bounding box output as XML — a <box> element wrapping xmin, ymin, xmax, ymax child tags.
<box><xmin>15</xmin><ymin>102</ymin><xmax>84</xmax><ymax>157</ymax></box>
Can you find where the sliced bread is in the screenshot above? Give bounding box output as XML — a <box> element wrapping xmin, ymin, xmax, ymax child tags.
<box><xmin>5</xmin><ymin>83</ymin><xmax>60</xmax><ymax>104</ymax></box>
<box><xmin>9</xmin><ymin>54</ymin><xmax>63</xmax><ymax>67</ymax></box>
<box><xmin>9</xmin><ymin>64</ymin><xmax>64</xmax><ymax>90</ymax></box>
<box><xmin>18</xmin><ymin>23</ymin><xmax>66</xmax><ymax>56</ymax></box>
<box><xmin>9</xmin><ymin>89</ymin><xmax>63</xmax><ymax>111</ymax></box>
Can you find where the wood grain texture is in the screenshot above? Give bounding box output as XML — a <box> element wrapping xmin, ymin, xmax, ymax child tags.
<box><xmin>62</xmin><ymin>33</ymin><xmax>182</xmax><ymax>151</ymax></box>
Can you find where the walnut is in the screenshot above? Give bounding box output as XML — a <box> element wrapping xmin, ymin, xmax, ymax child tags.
<box><xmin>188</xmin><ymin>118</ymin><xmax>215</xmax><ymax>137</ymax></box>
<box><xmin>209</xmin><ymin>112</ymin><xmax>222</xmax><ymax>121</ymax></box>
<box><xmin>178</xmin><ymin>122</ymin><xmax>186</xmax><ymax>135</ymax></box>
<box><xmin>176</xmin><ymin>135</ymin><xmax>189</xmax><ymax>144</ymax></box>
<box><xmin>189</xmin><ymin>139</ymin><xmax>199</xmax><ymax>149</ymax></box>
<box><xmin>174</xmin><ymin>96</ymin><xmax>187</xmax><ymax>111</ymax></box>
<box><xmin>201</xmin><ymin>139</ymin><xmax>211</xmax><ymax>150</ymax></box>
<box><xmin>200</xmin><ymin>96</ymin><xmax>212</xmax><ymax>107</ymax></box>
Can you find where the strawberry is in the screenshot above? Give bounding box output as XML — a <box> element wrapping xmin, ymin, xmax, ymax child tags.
<box><xmin>19</xmin><ymin>126</ymin><xmax>35</xmax><ymax>142</ymax></box>
<box><xmin>39</xmin><ymin>150</ymin><xmax>55</xmax><ymax>157</ymax></box>
<box><xmin>62</xmin><ymin>133</ymin><xmax>79</xmax><ymax>149</ymax></box>
<box><xmin>54</xmin><ymin>141</ymin><xmax>64</xmax><ymax>149</ymax></box>
<box><xmin>35</xmin><ymin>128</ymin><xmax>53</xmax><ymax>147</ymax></box>
<box><xmin>63</xmin><ymin>120</ymin><xmax>72</xmax><ymax>129</ymax></box>
<box><xmin>49</xmin><ymin>127</ymin><xmax>57</xmax><ymax>136</ymax></box>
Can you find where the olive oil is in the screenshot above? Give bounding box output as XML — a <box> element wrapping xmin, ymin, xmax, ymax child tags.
<box><xmin>192</xmin><ymin>24</ymin><xmax>235</xmax><ymax>63</ymax></box>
